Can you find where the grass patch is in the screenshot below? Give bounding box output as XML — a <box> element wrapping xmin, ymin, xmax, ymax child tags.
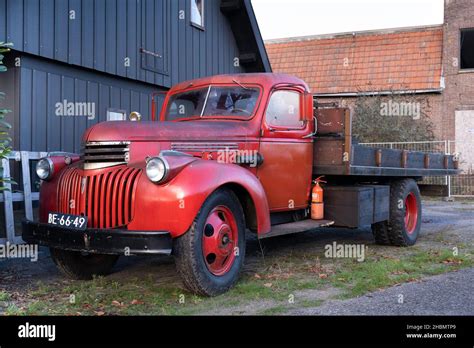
<box><xmin>0</xmin><ymin>291</ymin><xmax>10</xmax><ymax>301</ymax></box>
<box><xmin>7</xmin><ymin>244</ymin><xmax>474</xmax><ymax>315</ymax></box>
<box><xmin>330</xmin><ymin>248</ymin><xmax>473</xmax><ymax>298</ymax></box>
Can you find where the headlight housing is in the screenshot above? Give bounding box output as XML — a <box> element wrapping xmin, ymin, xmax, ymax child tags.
<box><xmin>146</xmin><ymin>157</ymin><xmax>169</xmax><ymax>183</ymax></box>
<box><xmin>36</xmin><ymin>158</ymin><xmax>54</xmax><ymax>180</ymax></box>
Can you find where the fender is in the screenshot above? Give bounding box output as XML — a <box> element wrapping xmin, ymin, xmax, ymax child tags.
<box><xmin>128</xmin><ymin>159</ymin><xmax>271</xmax><ymax>237</ymax></box>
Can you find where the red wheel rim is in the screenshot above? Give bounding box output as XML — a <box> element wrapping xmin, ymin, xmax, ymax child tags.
<box><xmin>202</xmin><ymin>206</ymin><xmax>238</xmax><ymax>276</ymax></box>
<box><xmin>404</xmin><ymin>192</ymin><xmax>418</xmax><ymax>234</ymax></box>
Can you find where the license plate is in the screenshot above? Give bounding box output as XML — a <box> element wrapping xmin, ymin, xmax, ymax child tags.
<box><xmin>48</xmin><ymin>213</ymin><xmax>88</xmax><ymax>230</ymax></box>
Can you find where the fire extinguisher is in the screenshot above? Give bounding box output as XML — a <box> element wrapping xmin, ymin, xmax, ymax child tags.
<box><xmin>311</xmin><ymin>176</ymin><xmax>326</xmax><ymax>220</ymax></box>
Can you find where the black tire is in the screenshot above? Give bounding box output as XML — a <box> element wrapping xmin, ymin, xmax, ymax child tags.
<box><xmin>372</xmin><ymin>179</ymin><xmax>422</xmax><ymax>247</ymax></box>
<box><xmin>50</xmin><ymin>248</ymin><xmax>119</xmax><ymax>280</ymax></box>
<box><xmin>173</xmin><ymin>188</ymin><xmax>246</xmax><ymax>296</ymax></box>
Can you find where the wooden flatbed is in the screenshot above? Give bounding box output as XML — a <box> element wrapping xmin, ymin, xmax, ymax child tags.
<box><xmin>312</xmin><ymin>108</ymin><xmax>459</xmax><ymax>178</ymax></box>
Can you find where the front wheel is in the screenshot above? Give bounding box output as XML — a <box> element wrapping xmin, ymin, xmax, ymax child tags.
<box><xmin>50</xmin><ymin>248</ymin><xmax>119</xmax><ymax>280</ymax></box>
<box><xmin>173</xmin><ymin>188</ymin><xmax>246</xmax><ymax>296</ymax></box>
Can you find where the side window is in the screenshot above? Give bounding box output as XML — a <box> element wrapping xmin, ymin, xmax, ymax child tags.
<box><xmin>266</xmin><ymin>90</ymin><xmax>303</xmax><ymax>128</ymax></box>
<box><xmin>461</xmin><ymin>28</ymin><xmax>474</xmax><ymax>70</ymax></box>
<box><xmin>190</xmin><ymin>0</ymin><xmax>204</xmax><ymax>29</ymax></box>
<box><xmin>107</xmin><ymin>108</ymin><xmax>127</xmax><ymax>121</ymax></box>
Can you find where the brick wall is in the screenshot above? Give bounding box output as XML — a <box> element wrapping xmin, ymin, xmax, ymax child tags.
<box><xmin>442</xmin><ymin>0</ymin><xmax>474</xmax><ymax>170</ymax></box>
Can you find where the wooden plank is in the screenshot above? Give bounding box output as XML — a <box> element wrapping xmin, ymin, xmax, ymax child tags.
<box><xmin>86</xmin><ymin>81</ymin><xmax>99</xmax><ymax>129</ymax></box>
<box><xmin>0</xmin><ymin>0</ymin><xmax>6</xmax><ymax>42</ymax></box>
<box><xmin>54</xmin><ymin>0</ymin><xmax>69</xmax><ymax>62</ymax></box>
<box><xmin>24</xmin><ymin>0</ymin><xmax>40</xmax><ymax>55</ymax></box>
<box><xmin>81</xmin><ymin>0</ymin><xmax>94</xmax><ymax>68</ymax></box>
<box><xmin>116</xmin><ymin>0</ymin><xmax>127</xmax><ymax>77</ymax></box>
<box><xmin>40</xmin><ymin>0</ymin><xmax>55</xmax><ymax>58</ymax></box>
<box><xmin>20</xmin><ymin>68</ymin><xmax>33</xmax><ymax>151</ymax></box>
<box><xmin>7</xmin><ymin>0</ymin><xmax>23</xmax><ymax>51</ymax></box>
<box><xmin>32</xmin><ymin>70</ymin><xmax>48</xmax><ymax>151</ymax></box>
<box><xmin>105</xmin><ymin>0</ymin><xmax>117</xmax><ymax>75</ymax></box>
<box><xmin>0</xmin><ymin>192</ymin><xmax>39</xmax><ymax>203</ymax></box>
<box><xmin>2</xmin><ymin>158</ymin><xmax>15</xmax><ymax>243</ymax></box>
<box><xmin>94</xmin><ymin>0</ymin><xmax>106</xmax><ymax>71</ymax></box>
<box><xmin>21</xmin><ymin>151</ymin><xmax>34</xmax><ymax>220</ymax></box>
<box><xmin>61</xmin><ymin>76</ymin><xmax>75</xmax><ymax>152</ymax></box>
<box><xmin>126</xmin><ymin>0</ymin><xmax>138</xmax><ymax>80</ymax></box>
<box><xmin>47</xmin><ymin>73</ymin><xmax>62</xmax><ymax>151</ymax></box>
<box><xmin>8</xmin><ymin>151</ymin><xmax>48</xmax><ymax>160</ymax></box>
<box><xmin>259</xmin><ymin>219</ymin><xmax>335</xmax><ymax>239</ymax></box>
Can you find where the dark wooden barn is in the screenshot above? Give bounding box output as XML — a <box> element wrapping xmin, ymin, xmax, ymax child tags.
<box><xmin>0</xmin><ymin>0</ymin><xmax>271</xmax><ymax>153</ymax></box>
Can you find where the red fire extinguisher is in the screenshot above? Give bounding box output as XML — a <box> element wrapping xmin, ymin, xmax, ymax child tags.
<box><xmin>311</xmin><ymin>176</ymin><xmax>326</xmax><ymax>220</ymax></box>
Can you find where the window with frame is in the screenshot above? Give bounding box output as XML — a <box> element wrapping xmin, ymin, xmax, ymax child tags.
<box><xmin>165</xmin><ymin>86</ymin><xmax>260</xmax><ymax>121</ymax></box>
<box><xmin>265</xmin><ymin>90</ymin><xmax>303</xmax><ymax>128</ymax></box>
<box><xmin>461</xmin><ymin>28</ymin><xmax>474</xmax><ymax>70</ymax></box>
<box><xmin>190</xmin><ymin>0</ymin><xmax>204</xmax><ymax>29</ymax></box>
<box><xmin>107</xmin><ymin>109</ymin><xmax>127</xmax><ymax>121</ymax></box>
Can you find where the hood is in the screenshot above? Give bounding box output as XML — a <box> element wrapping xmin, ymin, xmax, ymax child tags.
<box><xmin>83</xmin><ymin>120</ymin><xmax>260</xmax><ymax>143</ymax></box>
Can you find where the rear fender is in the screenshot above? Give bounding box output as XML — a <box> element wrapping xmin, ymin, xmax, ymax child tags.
<box><xmin>129</xmin><ymin>159</ymin><xmax>271</xmax><ymax>237</ymax></box>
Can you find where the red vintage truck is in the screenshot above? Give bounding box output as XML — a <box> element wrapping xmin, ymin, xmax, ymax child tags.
<box><xmin>23</xmin><ymin>73</ymin><xmax>458</xmax><ymax>296</ymax></box>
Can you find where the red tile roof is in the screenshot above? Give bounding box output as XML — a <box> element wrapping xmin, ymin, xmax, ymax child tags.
<box><xmin>265</xmin><ymin>26</ymin><xmax>444</xmax><ymax>95</ymax></box>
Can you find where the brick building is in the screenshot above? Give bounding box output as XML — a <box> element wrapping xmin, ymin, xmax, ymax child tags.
<box><xmin>266</xmin><ymin>0</ymin><xmax>474</xmax><ymax>172</ymax></box>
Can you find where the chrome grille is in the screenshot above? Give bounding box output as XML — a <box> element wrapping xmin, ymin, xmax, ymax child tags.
<box><xmin>82</xmin><ymin>141</ymin><xmax>130</xmax><ymax>169</ymax></box>
<box><xmin>171</xmin><ymin>142</ymin><xmax>239</xmax><ymax>152</ymax></box>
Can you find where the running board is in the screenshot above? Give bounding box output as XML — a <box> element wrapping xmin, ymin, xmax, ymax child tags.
<box><xmin>259</xmin><ymin>219</ymin><xmax>334</xmax><ymax>239</ymax></box>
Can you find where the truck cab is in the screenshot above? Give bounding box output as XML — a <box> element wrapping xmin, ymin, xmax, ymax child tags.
<box><xmin>23</xmin><ymin>73</ymin><xmax>458</xmax><ymax>296</ymax></box>
<box><xmin>159</xmin><ymin>73</ymin><xmax>315</xmax><ymax>214</ymax></box>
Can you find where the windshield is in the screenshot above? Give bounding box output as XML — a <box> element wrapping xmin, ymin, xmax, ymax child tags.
<box><xmin>165</xmin><ymin>86</ymin><xmax>260</xmax><ymax>121</ymax></box>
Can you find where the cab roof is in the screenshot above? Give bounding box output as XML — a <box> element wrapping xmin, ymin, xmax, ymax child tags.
<box><xmin>169</xmin><ymin>73</ymin><xmax>310</xmax><ymax>93</ymax></box>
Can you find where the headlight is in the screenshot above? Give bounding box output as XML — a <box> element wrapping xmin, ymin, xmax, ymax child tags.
<box><xmin>36</xmin><ymin>158</ymin><xmax>54</xmax><ymax>180</ymax></box>
<box><xmin>146</xmin><ymin>157</ymin><xmax>169</xmax><ymax>183</ymax></box>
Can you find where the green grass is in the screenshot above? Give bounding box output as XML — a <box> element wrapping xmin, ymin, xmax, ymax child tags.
<box><xmin>5</xmin><ymin>304</ymin><xmax>23</xmax><ymax>316</ymax></box>
<box><xmin>3</xmin><ymin>245</ymin><xmax>473</xmax><ymax>316</ymax></box>
<box><xmin>0</xmin><ymin>291</ymin><xmax>10</xmax><ymax>301</ymax></box>
<box><xmin>330</xmin><ymin>248</ymin><xmax>473</xmax><ymax>298</ymax></box>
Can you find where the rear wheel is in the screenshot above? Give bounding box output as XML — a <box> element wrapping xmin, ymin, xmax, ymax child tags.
<box><xmin>371</xmin><ymin>179</ymin><xmax>422</xmax><ymax>247</ymax></box>
<box><xmin>173</xmin><ymin>188</ymin><xmax>246</xmax><ymax>296</ymax></box>
<box><xmin>50</xmin><ymin>248</ymin><xmax>119</xmax><ymax>280</ymax></box>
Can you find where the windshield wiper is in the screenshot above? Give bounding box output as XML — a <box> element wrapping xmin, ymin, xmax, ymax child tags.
<box><xmin>232</xmin><ymin>79</ymin><xmax>250</xmax><ymax>90</ymax></box>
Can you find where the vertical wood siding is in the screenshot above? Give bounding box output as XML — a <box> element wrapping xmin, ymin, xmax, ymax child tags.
<box><xmin>17</xmin><ymin>56</ymin><xmax>160</xmax><ymax>153</ymax></box>
<box><xmin>1</xmin><ymin>0</ymin><xmax>245</xmax><ymax>89</ymax></box>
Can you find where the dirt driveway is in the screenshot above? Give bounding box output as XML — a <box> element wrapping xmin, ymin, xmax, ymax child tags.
<box><xmin>0</xmin><ymin>198</ymin><xmax>472</xmax><ymax>315</ymax></box>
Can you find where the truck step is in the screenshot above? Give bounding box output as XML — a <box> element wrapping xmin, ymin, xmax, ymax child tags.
<box><xmin>259</xmin><ymin>219</ymin><xmax>334</xmax><ymax>239</ymax></box>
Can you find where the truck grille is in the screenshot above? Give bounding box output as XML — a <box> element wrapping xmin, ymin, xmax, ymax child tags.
<box><xmin>57</xmin><ymin>166</ymin><xmax>141</xmax><ymax>229</ymax></box>
<box><xmin>82</xmin><ymin>141</ymin><xmax>130</xmax><ymax>170</ymax></box>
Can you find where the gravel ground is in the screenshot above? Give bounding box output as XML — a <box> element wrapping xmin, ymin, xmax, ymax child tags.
<box><xmin>290</xmin><ymin>267</ymin><xmax>474</xmax><ymax>315</ymax></box>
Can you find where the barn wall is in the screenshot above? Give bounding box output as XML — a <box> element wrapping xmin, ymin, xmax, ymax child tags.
<box><xmin>0</xmin><ymin>0</ymin><xmax>244</xmax><ymax>89</ymax></box>
<box><xmin>14</xmin><ymin>55</ymin><xmax>161</xmax><ymax>153</ymax></box>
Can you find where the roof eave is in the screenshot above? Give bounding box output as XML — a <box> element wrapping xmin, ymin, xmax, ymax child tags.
<box><xmin>243</xmin><ymin>0</ymin><xmax>272</xmax><ymax>72</ymax></box>
<box><xmin>314</xmin><ymin>88</ymin><xmax>445</xmax><ymax>97</ymax></box>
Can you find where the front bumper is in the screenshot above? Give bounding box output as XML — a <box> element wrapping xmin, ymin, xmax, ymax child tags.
<box><xmin>22</xmin><ymin>220</ymin><xmax>173</xmax><ymax>256</ymax></box>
